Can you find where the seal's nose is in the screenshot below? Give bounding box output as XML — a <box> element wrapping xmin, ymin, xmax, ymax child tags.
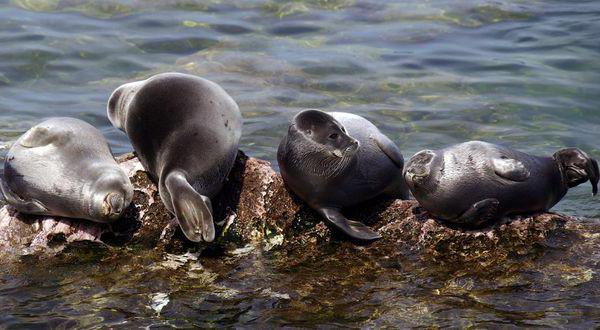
<box><xmin>103</xmin><ymin>192</ymin><xmax>125</xmax><ymax>218</ymax></box>
<box><xmin>404</xmin><ymin>150</ymin><xmax>436</xmax><ymax>185</ymax></box>
<box><xmin>346</xmin><ymin>138</ymin><xmax>360</xmax><ymax>153</ymax></box>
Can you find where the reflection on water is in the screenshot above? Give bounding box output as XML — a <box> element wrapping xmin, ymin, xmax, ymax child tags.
<box><xmin>1</xmin><ymin>0</ymin><xmax>600</xmax><ymax>327</ymax></box>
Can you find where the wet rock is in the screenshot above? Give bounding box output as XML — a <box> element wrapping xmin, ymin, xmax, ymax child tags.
<box><xmin>0</xmin><ymin>152</ymin><xmax>594</xmax><ymax>263</ymax></box>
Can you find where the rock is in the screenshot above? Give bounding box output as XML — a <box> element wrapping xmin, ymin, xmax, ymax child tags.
<box><xmin>0</xmin><ymin>151</ymin><xmax>596</xmax><ymax>265</ymax></box>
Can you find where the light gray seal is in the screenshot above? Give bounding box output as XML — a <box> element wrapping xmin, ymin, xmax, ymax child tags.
<box><xmin>107</xmin><ymin>72</ymin><xmax>242</xmax><ymax>242</ymax></box>
<box><xmin>277</xmin><ymin>109</ymin><xmax>408</xmax><ymax>242</ymax></box>
<box><xmin>404</xmin><ymin>141</ymin><xmax>599</xmax><ymax>226</ymax></box>
<box><xmin>1</xmin><ymin>117</ymin><xmax>133</xmax><ymax>222</ymax></box>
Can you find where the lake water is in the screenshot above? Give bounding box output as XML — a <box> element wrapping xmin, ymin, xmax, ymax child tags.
<box><xmin>1</xmin><ymin>0</ymin><xmax>600</xmax><ymax>327</ymax></box>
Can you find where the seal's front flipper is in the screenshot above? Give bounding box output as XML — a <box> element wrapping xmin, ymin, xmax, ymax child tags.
<box><xmin>492</xmin><ymin>157</ymin><xmax>530</xmax><ymax>182</ymax></box>
<box><xmin>0</xmin><ymin>179</ymin><xmax>48</xmax><ymax>214</ymax></box>
<box><xmin>165</xmin><ymin>172</ymin><xmax>214</xmax><ymax>242</ymax></box>
<box><xmin>372</xmin><ymin>134</ymin><xmax>404</xmax><ymax>168</ymax></box>
<box><xmin>19</xmin><ymin>124</ymin><xmax>72</xmax><ymax>148</ymax></box>
<box><xmin>14</xmin><ymin>199</ymin><xmax>48</xmax><ymax>214</ymax></box>
<box><xmin>317</xmin><ymin>207</ymin><xmax>381</xmax><ymax>242</ymax></box>
<box><xmin>455</xmin><ymin>198</ymin><xmax>500</xmax><ymax>226</ymax></box>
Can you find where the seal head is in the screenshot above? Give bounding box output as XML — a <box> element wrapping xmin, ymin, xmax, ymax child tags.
<box><xmin>403</xmin><ymin>149</ymin><xmax>444</xmax><ymax>195</ymax></box>
<box><xmin>107</xmin><ymin>81</ymin><xmax>143</xmax><ymax>131</ymax></box>
<box><xmin>553</xmin><ymin>148</ymin><xmax>599</xmax><ymax>195</ymax></box>
<box><xmin>87</xmin><ymin>168</ymin><xmax>134</xmax><ymax>222</ymax></box>
<box><xmin>292</xmin><ymin>109</ymin><xmax>359</xmax><ymax>160</ymax></box>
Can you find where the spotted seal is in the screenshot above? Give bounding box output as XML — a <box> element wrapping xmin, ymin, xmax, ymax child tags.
<box><xmin>1</xmin><ymin>117</ymin><xmax>133</xmax><ymax>222</ymax></box>
<box><xmin>404</xmin><ymin>141</ymin><xmax>598</xmax><ymax>226</ymax></box>
<box><xmin>107</xmin><ymin>72</ymin><xmax>242</xmax><ymax>242</ymax></box>
<box><xmin>277</xmin><ymin>109</ymin><xmax>408</xmax><ymax>241</ymax></box>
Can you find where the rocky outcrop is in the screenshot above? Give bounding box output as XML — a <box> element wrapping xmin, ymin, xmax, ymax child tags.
<box><xmin>0</xmin><ymin>152</ymin><xmax>594</xmax><ymax>265</ymax></box>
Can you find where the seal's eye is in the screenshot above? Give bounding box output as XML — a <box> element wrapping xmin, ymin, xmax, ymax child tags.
<box><xmin>329</xmin><ymin>133</ymin><xmax>339</xmax><ymax>140</ymax></box>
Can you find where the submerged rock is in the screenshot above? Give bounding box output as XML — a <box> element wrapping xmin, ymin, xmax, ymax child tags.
<box><xmin>0</xmin><ymin>152</ymin><xmax>596</xmax><ymax>265</ymax></box>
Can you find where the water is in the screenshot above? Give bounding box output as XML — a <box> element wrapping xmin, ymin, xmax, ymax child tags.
<box><xmin>1</xmin><ymin>0</ymin><xmax>599</xmax><ymax>327</ymax></box>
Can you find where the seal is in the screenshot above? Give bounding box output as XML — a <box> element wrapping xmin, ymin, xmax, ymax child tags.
<box><xmin>1</xmin><ymin>117</ymin><xmax>133</xmax><ymax>222</ymax></box>
<box><xmin>277</xmin><ymin>109</ymin><xmax>408</xmax><ymax>241</ymax></box>
<box><xmin>107</xmin><ymin>72</ymin><xmax>242</xmax><ymax>242</ymax></box>
<box><xmin>404</xmin><ymin>141</ymin><xmax>599</xmax><ymax>226</ymax></box>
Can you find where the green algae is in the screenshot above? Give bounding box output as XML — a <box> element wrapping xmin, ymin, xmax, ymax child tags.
<box><xmin>11</xmin><ymin>0</ymin><xmax>60</xmax><ymax>11</ymax></box>
<box><xmin>263</xmin><ymin>0</ymin><xmax>354</xmax><ymax>18</ymax></box>
<box><xmin>11</xmin><ymin>0</ymin><xmax>134</xmax><ymax>18</ymax></box>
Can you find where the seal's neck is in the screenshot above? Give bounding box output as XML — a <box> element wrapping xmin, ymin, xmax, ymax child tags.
<box><xmin>552</xmin><ymin>154</ymin><xmax>569</xmax><ymax>190</ymax></box>
<box><xmin>548</xmin><ymin>155</ymin><xmax>570</xmax><ymax>206</ymax></box>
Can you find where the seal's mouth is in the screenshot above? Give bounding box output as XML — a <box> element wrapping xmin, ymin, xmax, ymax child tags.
<box><xmin>332</xmin><ymin>139</ymin><xmax>359</xmax><ymax>158</ymax></box>
<box><xmin>87</xmin><ymin>171</ymin><xmax>134</xmax><ymax>222</ymax></box>
<box><xmin>102</xmin><ymin>192</ymin><xmax>125</xmax><ymax>219</ymax></box>
<box><xmin>565</xmin><ymin>166</ymin><xmax>588</xmax><ymax>186</ymax></box>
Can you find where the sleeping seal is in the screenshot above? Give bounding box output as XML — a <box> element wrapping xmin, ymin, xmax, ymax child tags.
<box><xmin>404</xmin><ymin>141</ymin><xmax>599</xmax><ymax>226</ymax></box>
<box><xmin>107</xmin><ymin>72</ymin><xmax>242</xmax><ymax>242</ymax></box>
<box><xmin>1</xmin><ymin>117</ymin><xmax>133</xmax><ymax>222</ymax></box>
<box><xmin>277</xmin><ymin>109</ymin><xmax>408</xmax><ymax>242</ymax></box>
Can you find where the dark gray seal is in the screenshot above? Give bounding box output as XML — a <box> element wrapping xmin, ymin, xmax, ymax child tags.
<box><xmin>277</xmin><ymin>109</ymin><xmax>408</xmax><ymax>241</ymax></box>
<box><xmin>107</xmin><ymin>72</ymin><xmax>242</xmax><ymax>242</ymax></box>
<box><xmin>404</xmin><ymin>141</ymin><xmax>599</xmax><ymax>226</ymax></box>
<box><xmin>1</xmin><ymin>117</ymin><xmax>133</xmax><ymax>222</ymax></box>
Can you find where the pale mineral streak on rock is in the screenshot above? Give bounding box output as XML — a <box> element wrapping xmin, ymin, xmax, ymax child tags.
<box><xmin>0</xmin><ymin>206</ymin><xmax>106</xmax><ymax>256</ymax></box>
<box><xmin>0</xmin><ymin>151</ymin><xmax>596</xmax><ymax>262</ymax></box>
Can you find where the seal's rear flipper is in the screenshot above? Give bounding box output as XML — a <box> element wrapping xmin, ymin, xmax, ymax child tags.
<box><xmin>165</xmin><ymin>172</ymin><xmax>215</xmax><ymax>242</ymax></box>
<box><xmin>317</xmin><ymin>207</ymin><xmax>381</xmax><ymax>242</ymax></box>
<box><xmin>455</xmin><ymin>198</ymin><xmax>500</xmax><ymax>227</ymax></box>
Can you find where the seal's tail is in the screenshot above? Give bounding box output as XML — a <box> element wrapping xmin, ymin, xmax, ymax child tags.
<box><xmin>164</xmin><ymin>171</ymin><xmax>215</xmax><ymax>242</ymax></box>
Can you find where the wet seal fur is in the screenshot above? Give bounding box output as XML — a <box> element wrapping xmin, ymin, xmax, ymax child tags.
<box><xmin>1</xmin><ymin>117</ymin><xmax>133</xmax><ymax>222</ymax></box>
<box><xmin>277</xmin><ymin>109</ymin><xmax>408</xmax><ymax>242</ymax></box>
<box><xmin>107</xmin><ymin>72</ymin><xmax>242</xmax><ymax>242</ymax></box>
<box><xmin>404</xmin><ymin>141</ymin><xmax>599</xmax><ymax>227</ymax></box>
